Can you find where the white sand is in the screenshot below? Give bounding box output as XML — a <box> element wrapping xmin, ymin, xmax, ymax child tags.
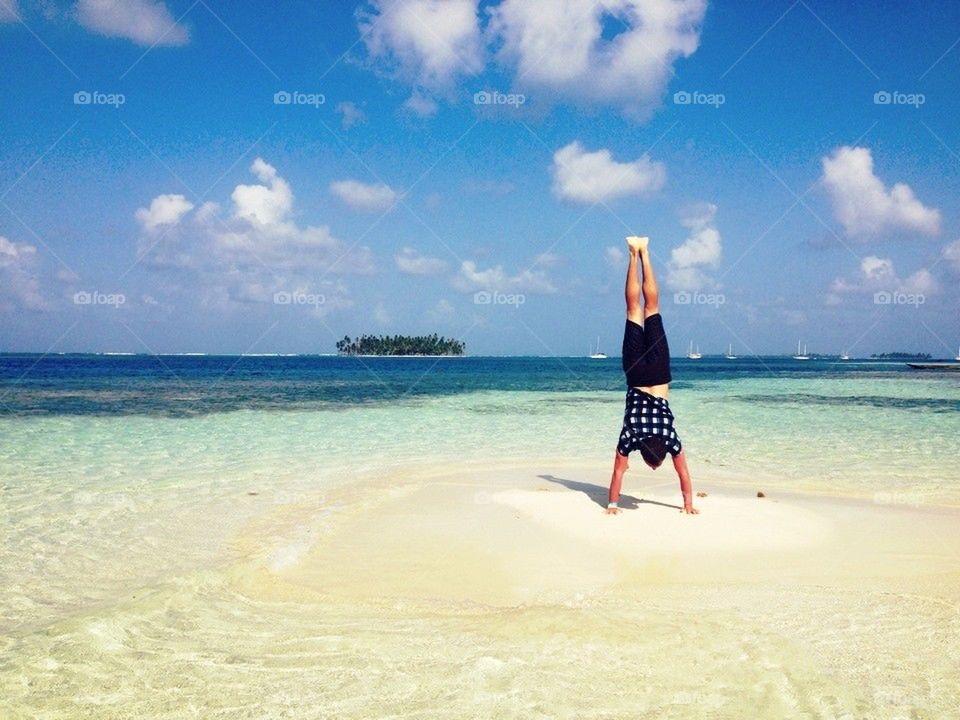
<box><xmin>490</xmin><ymin>485</ymin><xmax>829</xmax><ymax>554</ymax></box>
<box><xmin>10</xmin><ymin>462</ymin><xmax>957</xmax><ymax>719</ymax></box>
<box><xmin>247</xmin><ymin>462</ymin><xmax>959</xmax><ymax>600</ymax></box>
<box><xmin>213</xmin><ymin>463</ymin><xmax>960</xmax><ymax>717</ymax></box>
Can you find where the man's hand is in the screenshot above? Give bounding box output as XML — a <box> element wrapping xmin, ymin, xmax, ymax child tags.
<box><xmin>673</xmin><ymin>452</ymin><xmax>699</xmax><ymax>515</ymax></box>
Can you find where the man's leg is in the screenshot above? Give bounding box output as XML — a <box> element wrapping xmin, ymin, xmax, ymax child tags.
<box><xmin>626</xmin><ymin>235</ymin><xmax>659</xmax><ymax>319</ymax></box>
<box><xmin>624</xmin><ymin>241</ymin><xmax>643</xmax><ymax>324</ymax></box>
<box><xmin>637</xmin><ymin>238</ymin><xmax>660</xmax><ymax>319</ymax></box>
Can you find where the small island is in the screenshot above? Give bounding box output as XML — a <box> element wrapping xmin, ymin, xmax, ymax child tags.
<box><xmin>336</xmin><ymin>334</ymin><xmax>465</xmax><ymax>356</ymax></box>
<box><xmin>871</xmin><ymin>352</ymin><xmax>932</xmax><ymax>360</ymax></box>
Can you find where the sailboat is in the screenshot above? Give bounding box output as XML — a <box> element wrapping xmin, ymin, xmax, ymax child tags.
<box><xmin>955</xmin><ymin>346</ymin><xmax>960</xmax><ymax>362</ymax></box>
<box><xmin>724</xmin><ymin>343</ymin><xmax>737</xmax><ymax>359</ymax></box>
<box><xmin>589</xmin><ymin>336</ymin><xmax>607</xmax><ymax>359</ymax></box>
<box><xmin>792</xmin><ymin>340</ymin><xmax>810</xmax><ymax>360</ymax></box>
<box><xmin>839</xmin><ymin>350</ymin><xmax>850</xmax><ymax>360</ymax></box>
<box><xmin>687</xmin><ymin>340</ymin><xmax>702</xmax><ymax>360</ymax></box>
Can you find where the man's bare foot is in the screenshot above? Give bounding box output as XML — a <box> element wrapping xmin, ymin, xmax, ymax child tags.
<box><xmin>605</xmin><ymin>506</ymin><xmax>622</xmax><ymax>515</ymax></box>
<box><xmin>681</xmin><ymin>504</ymin><xmax>699</xmax><ymax>515</ymax></box>
<box><xmin>626</xmin><ymin>235</ymin><xmax>649</xmax><ymax>254</ymax></box>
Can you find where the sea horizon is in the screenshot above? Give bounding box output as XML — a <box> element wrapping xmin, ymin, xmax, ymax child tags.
<box><xmin>2</xmin><ymin>351</ymin><xmax>954</xmax><ymax>360</ymax></box>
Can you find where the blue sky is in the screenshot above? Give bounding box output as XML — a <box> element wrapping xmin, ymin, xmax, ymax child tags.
<box><xmin>1</xmin><ymin>0</ymin><xmax>959</xmax><ymax>356</ymax></box>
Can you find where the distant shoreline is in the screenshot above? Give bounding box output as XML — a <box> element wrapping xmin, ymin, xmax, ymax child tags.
<box><xmin>340</xmin><ymin>354</ymin><xmax>465</xmax><ymax>358</ymax></box>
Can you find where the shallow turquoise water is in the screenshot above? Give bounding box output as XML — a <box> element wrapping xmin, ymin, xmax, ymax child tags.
<box><xmin>3</xmin><ymin>354</ymin><xmax>957</xmax><ymax>495</ymax></box>
<box><xmin>2</xmin><ymin>356</ymin><xmax>959</xmax><ymax>631</ymax></box>
<box><xmin>1</xmin><ymin>355</ymin><xmax>959</xmax><ymax>717</ymax></box>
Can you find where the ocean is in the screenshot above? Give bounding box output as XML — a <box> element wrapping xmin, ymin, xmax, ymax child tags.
<box><xmin>2</xmin><ymin>354</ymin><xmax>958</xmax><ymax>717</ymax></box>
<box><xmin>2</xmin><ymin>354</ymin><xmax>957</xmax><ymax>480</ymax></box>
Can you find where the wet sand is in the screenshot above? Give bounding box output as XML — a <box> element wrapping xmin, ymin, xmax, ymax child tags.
<box><xmin>4</xmin><ymin>461</ymin><xmax>960</xmax><ymax>718</ymax></box>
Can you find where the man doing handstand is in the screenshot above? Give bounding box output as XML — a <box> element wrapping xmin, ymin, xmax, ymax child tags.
<box><xmin>606</xmin><ymin>235</ymin><xmax>698</xmax><ymax>515</ymax></box>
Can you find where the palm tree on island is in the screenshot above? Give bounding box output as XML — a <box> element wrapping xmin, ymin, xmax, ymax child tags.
<box><xmin>336</xmin><ymin>334</ymin><xmax>465</xmax><ymax>356</ymax></box>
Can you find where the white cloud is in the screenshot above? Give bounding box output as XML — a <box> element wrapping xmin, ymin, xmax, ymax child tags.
<box><xmin>330</xmin><ymin>179</ymin><xmax>398</xmax><ymax>212</ymax></box>
<box><xmin>395</xmin><ymin>247</ymin><xmax>447</xmax><ymax>275</ymax></box>
<box><xmin>134</xmin><ymin>193</ymin><xmax>194</xmax><ymax>233</ymax></box>
<box><xmin>452</xmin><ymin>260</ymin><xmax>555</xmax><ymax>293</ymax></box>
<box><xmin>0</xmin><ymin>235</ymin><xmax>46</xmax><ymax>311</ymax></box>
<box><xmin>551</xmin><ymin>141</ymin><xmax>665</xmax><ymax>204</ymax></box>
<box><xmin>861</xmin><ymin>255</ymin><xmax>895</xmax><ymax>282</ymax></box>
<box><xmin>357</xmin><ymin>0</ymin><xmax>705</xmax><ymax>117</ymax></box>
<box><xmin>402</xmin><ymin>92</ymin><xmax>440</xmax><ymax>118</ymax></box>
<box><xmin>232</xmin><ymin>158</ymin><xmax>293</xmax><ymax>227</ymax></box>
<box><xmin>336</xmin><ymin>101</ymin><xmax>367</xmax><ymax>129</ymax></box>
<box><xmin>605</xmin><ymin>246</ymin><xmax>625</xmax><ymax>270</ymax></box>
<box><xmin>194</xmin><ymin>201</ymin><xmax>220</xmax><ymax>224</ymax></box>
<box><xmin>75</xmin><ymin>0</ymin><xmax>189</xmax><ymax>46</ymax></box>
<box><xmin>135</xmin><ymin>159</ymin><xmax>372</xmax><ymax>311</ymax></box>
<box><xmin>532</xmin><ymin>252</ymin><xmax>560</xmax><ymax>268</ymax></box>
<box><xmin>1</xmin><ymin>0</ymin><xmax>21</xmax><ymax>22</ymax></box>
<box><xmin>901</xmin><ymin>269</ymin><xmax>938</xmax><ymax>295</ymax></box>
<box><xmin>820</xmin><ymin>146</ymin><xmax>941</xmax><ymax>239</ymax></box>
<box><xmin>828</xmin><ymin>255</ymin><xmax>940</xmax><ymax>302</ymax></box>
<box><xmin>489</xmin><ymin>0</ymin><xmax>706</xmax><ymax>117</ymax></box>
<box><xmin>427</xmin><ymin>297</ymin><xmax>456</xmax><ymax>322</ymax></box>
<box><xmin>311</xmin><ymin>280</ymin><xmax>356</xmax><ymax>318</ymax></box>
<box><xmin>359</xmin><ymin>0</ymin><xmax>483</xmax><ymax>94</ymax></box>
<box><xmin>942</xmin><ymin>239</ymin><xmax>960</xmax><ymax>274</ymax></box>
<box><xmin>666</xmin><ymin>202</ymin><xmax>721</xmax><ymax>291</ymax></box>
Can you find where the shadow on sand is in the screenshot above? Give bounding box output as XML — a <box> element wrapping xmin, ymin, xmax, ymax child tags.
<box><xmin>537</xmin><ymin>474</ymin><xmax>682</xmax><ymax>511</ymax></box>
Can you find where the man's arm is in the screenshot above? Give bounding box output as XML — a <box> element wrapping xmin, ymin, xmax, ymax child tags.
<box><xmin>671</xmin><ymin>451</ymin><xmax>699</xmax><ymax>514</ymax></box>
<box><xmin>606</xmin><ymin>451</ymin><xmax>629</xmax><ymax>514</ymax></box>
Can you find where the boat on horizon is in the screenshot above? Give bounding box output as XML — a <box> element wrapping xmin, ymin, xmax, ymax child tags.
<box><xmin>589</xmin><ymin>336</ymin><xmax>607</xmax><ymax>359</ymax></box>
<box><xmin>687</xmin><ymin>340</ymin><xmax>702</xmax><ymax>360</ymax></box>
<box><xmin>793</xmin><ymin>341</ymin><xmax>810</xmax><ymax>360</ymax></box>
<box><xmin>840</xmin><ymin>350</ymin><xmax>850</xmax><ymax>361</ymax></box>
<box><xmin>725</xmin><ymin>343</ymin><xmax>737</xmax><ymax>359</ymax></box>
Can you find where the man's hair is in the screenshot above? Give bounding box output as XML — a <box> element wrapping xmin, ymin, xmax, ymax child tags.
<box><xmin>639</xmin><ymin>436</ymin><xmax>668</xmax><ymax>468</ymax></box>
